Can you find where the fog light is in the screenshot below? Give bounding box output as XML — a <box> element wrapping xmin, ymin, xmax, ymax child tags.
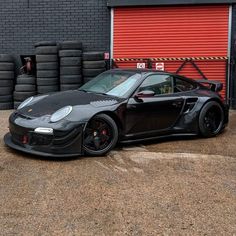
<box><xmin>34</xmin><ymin>127</ymin><xmax>53</xmax><ymax>135</ymax></box>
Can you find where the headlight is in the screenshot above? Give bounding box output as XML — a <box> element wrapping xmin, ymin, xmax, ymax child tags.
<box><xmin>50</xmin><ymin>106</ymin><xmax>72</xmax><ymax>123</ymax></box>
<box><xmin>17</xmin><ymin>95</ymin><xmax>48</xmax><ymax>110</ymax></box>
<box><xmin>17</xmin><ymin>97</ymin><xmax>34</xmax><ymax>110</ymax></box>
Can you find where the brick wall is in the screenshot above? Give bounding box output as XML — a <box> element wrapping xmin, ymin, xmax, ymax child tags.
<box><xmin>0</xmin><ymin>0</ymin><xmax>110</xmax><ymax>66</ymax></box>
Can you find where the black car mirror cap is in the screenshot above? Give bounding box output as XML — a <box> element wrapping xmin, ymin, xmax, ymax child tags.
<box><xmin>135</xmin><ymin>90</ymin><xmax>155</xmax><ymax>98</ymax></box>
<box><xmin>214</xmin><ymin>83</ymin><xmax>223</xmax><ymax>92</ymax></box>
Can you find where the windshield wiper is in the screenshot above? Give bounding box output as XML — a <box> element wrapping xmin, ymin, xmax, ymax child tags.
<box><xmin>95</xmin><ymin>92</ymin><xmax>121</xmax><ymax>99</ymax></box>
<box><xmin>94</xmin><ymin>92</ymin><xmax>108</xmax><ymax>96</ymax></box>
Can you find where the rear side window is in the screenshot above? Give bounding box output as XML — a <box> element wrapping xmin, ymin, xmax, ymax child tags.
<box><xmin>174</xmin><ymin>77</ymin><xmax>195</xmax><ymax>92</ymax></box>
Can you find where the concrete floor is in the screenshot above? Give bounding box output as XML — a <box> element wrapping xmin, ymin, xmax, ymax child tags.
<box><xmin>0</xmin><ymin>110</ymin><xmax>236</xmax><ymax>235</ymax></box>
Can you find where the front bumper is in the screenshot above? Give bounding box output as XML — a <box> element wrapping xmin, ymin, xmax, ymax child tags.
<box><xmin>4</xmin><ymin>113</ymin><xmax>85</xmax><ymax>157</ymax></box>
<box><xmin>4</xmin><ymin>133</ymin><xmax>82</xmax><ymax>158</ymax></box>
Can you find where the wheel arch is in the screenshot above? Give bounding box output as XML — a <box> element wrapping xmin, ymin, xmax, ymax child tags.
<box><xmin>82</xmin><ymin>111</ymin><xmax>120</xmax><ymax>156</ymax></box>
<box><xmin>198</xmin><ymin>98</ymin><xmax>225</xmax><ymax>137</ymax></box>
<box><xmin>96</xmin><ymin>111</ymin><xmax>123</xmax><ymax>133</ymax></box>
<box><xmin>201</xmin><ymin>97</ymin><xmax>228</xmax><ymax>122</ymax></box>
<box><xmin>85</xmin><ymin>111</ymin><xmax>123</xmax><ymax>138</ymax></box>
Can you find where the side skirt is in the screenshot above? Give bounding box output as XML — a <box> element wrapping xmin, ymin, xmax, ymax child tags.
<box><xmin>119</xmin><ymin>133</ymin><xmax>198</xmax><ymax>144</ymax></box>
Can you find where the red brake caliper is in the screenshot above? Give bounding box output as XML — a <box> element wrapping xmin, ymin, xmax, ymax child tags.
<box><xmin>101</xmin><ymin>129</ymin><xmax>107</xmax><ymax>142</ymax></box>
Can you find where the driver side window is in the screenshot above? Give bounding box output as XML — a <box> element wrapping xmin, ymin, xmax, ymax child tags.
<box><xmin>138</xmin><ymin>74</ymin><xmax>173</xmax><ymax>95</ymax></box>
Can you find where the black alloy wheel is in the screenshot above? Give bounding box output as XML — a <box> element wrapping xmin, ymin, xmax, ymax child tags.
<box><xmin>83</xmin><ymin>114</ymin><xmax>118</xmax><ymax>156</ymax></box>
<box><xmin>199</xmin><ymin>101</ymin><xmax>224</xmax><ymax>137</ymax></box>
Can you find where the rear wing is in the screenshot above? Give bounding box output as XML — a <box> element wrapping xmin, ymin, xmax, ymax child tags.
<box><xmin>195</xmin><ymin>80</ymin><xmax>223</xmax><ymax>93</ymax></box>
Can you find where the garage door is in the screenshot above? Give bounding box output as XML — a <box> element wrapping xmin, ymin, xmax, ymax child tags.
<box><xmin>113</xmin><ymin>5</ymin><xmax>229</xmax><ymax>98</ymax></box>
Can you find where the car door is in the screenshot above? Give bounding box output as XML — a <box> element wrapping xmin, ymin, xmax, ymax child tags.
<box><xmin>125</xmin><ymin>74</ymin><xmax>185</xmax><ymax>137</ymax></box>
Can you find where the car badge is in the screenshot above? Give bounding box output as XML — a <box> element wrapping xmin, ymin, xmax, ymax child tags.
<box><xmin>28</xmin><ymin>108</ymin><xmax>32</xmax><ymax>112</ymax></box>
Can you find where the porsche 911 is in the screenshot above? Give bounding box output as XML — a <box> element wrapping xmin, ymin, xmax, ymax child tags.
<box><xmin>4</xmin><ymin>69</ymin><xmax>229</xmax><ymax>157</ymax></box>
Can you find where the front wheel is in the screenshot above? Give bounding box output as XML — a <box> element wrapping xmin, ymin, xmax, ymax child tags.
<box><xmin>199</xmin><ymin>101</ymin><xmax>224</xmax><ymax>138</ymax></box>
<box><xmin>83</xmin><ymin>114</ymin><xmax>118</xmax><ymax>156</ymax></box>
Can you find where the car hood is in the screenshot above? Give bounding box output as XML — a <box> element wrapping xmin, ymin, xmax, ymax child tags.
<box><xmin>18</xmin><ymin>90</ymin><xmax>121</xmax><ymax>117</ymax></box>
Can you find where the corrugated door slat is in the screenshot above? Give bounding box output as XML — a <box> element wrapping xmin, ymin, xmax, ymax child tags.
<box><xmin>113</xmin><ymin>5</ymin><xmax>229</xmax><ymax>97</ymax></box>
<box><xmin>114</xmin><ymin>5</ymin><xmax>229</xmax><ymax>58</ymax></box>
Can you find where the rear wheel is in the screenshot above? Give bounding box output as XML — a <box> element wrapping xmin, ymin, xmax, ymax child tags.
<box><xmin>83</xmin><ymin>114</ymin><xmax>118</xmax><ymax>156</ymax></box>
<box><xmin>199</xmin><ymin>101</ymin><xmax>224</xmax><ymax>137</ymax></box>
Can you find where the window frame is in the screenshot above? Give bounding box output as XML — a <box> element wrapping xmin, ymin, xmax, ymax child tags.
<box><xmin>173</xmin><ymin>76</ymin><xmax>198</xmax><ymax>93</ymax></box>
<box><xmin>135</xmin><ymin>73</ymin><xmax>175</xmax><ymax>97</ymax></box>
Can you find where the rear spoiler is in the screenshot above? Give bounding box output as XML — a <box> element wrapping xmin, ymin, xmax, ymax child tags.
<box><xmin>195</xmin><ymin>80</ymin><xmax>223</xmax><ymax>93</ymax></box>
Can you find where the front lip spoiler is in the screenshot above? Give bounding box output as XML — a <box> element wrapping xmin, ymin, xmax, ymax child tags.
<box><xmin>4</xmin><ymin>133</ymin><xmax>82</xmax><ymax>158</ymax></box>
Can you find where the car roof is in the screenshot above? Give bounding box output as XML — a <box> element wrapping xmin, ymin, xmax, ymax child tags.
<box><xmin>108</xmin><ymin>68</ymin><xmax>200</xmax><ymax>85</ymax></box>
<box><xmin>109</xmin><ymin>68</ymin><xmax>178</xmax><ymax>77</ymax></box>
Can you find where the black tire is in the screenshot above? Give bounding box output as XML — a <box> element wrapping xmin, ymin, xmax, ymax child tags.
<box><xmin>199</xmin><ymin>101</ymin><xmax>224</xmax><ymax>138</ymax></box>
<box><xmin>34</xmin><ymin>41</ymin><xmax>57</xmax><ymax>47</ymax></box>
<box><xmin>14</xmin><ymin>101</ymin><xmax>22</xmax><ymax>110</ymax></box>
<box><xmin>83</xmin><ymin>77</ymin><xmax>94</xmax><ymax>84</ymax></box>
<box><xmin>83</xmin><ymin>114</ymin><xmax>118</xmax><ymax>156</ymax></box>
<box><xmin>37</xmin><ymin>77</ymin><xmax>58</xmax><ymax>86</ymax></box>
<box><xmin>0</xmin><ymin>95</ymin><xmax>13</xmax><ymax>103</ymax></box>
<box><xmin>60</xmin><ymin>75</ymin><xmax>82</xmax><ymax>84</ymax></box>
<box><xmin>60</xmin><ymin>40</ymin><xmax>82</xmax><ymax>50</ymax></box>
<box><xmin>0</xmin><ymin>54</ymin><xmax>14</xmax><ymax>63</ymax></box>
<box><xmin>60</xmin><ymin>84</ymin><xmax>81</xmax><ymax>91</ymax></box>
<box><xmin>0</xmin><ymin>62</ymin><xmax>14</xmax><ymax>71</ymax></box>
<box><xmin>37</xmin><ymin>85</ymin><xmax>59</xmax><ymax>94</ymax></box>
<box><xmin>15</xmin><ymin>84</ymin><xmax>36</xmax><ymax>92</ymax></box>
<box><xmin>37</xmin><ymin>62</ymin><xmax>58</xmax><ymax>70</ymax></box>
<box><xmin>60</xmin><ymin>57</ymin><xmax>82</xmax><ymax>66</ymax></box>
<box><xmin>0</xmin><ymin>102</ymin><xmax>13</xmax><ymax>110</ymax></box>
<box><xmin>37</xmin><ymin>70</ymin><xmax>58</xmax><ymax>78</ymax></box>
<box><xmin>60</xmin><ymin>66</ymin><xmax>81</xmax><ymax>75</ymax></box>
<box><xmin>83</xmin><ymin>60</ymin><xmax>106</xmax><ymax>69</ymax></box>
<box><xmin>59</xmin><ymin>50</ymin><xmax>82</xmax><ymax>57</ymax></box>
<box><xmin>0</xmin><ymin>80</ymin><xmax>14</xmax><ymax>87</ymax></box>
<box><xmin>35</xmin><ymin>46</ymin><xmax>58</xmax><ymax>55</ymax></box>
<box><xmin>0</xmin><ymin>87</ymin><xmax>13</xmax><ymax>95</ymax></box>
<box><xmin>13</xmin><ymin>91</ymin><xmax>36</xmax><ymax>101</ymax></box>
<box><xmin>82</xmin><ymin>52</ymin><xmax>104</xmax><ymax>61</ymax></box>
<box><xmin>36</xmin><ymin>55</ymin><xmax>58</xmax><ymax>62</ymax></box>
<box><xmin>0</xmin><ymin>71</ymin><xmax>14</xmax><ymax>80</ymax></box>
<box><xmin>83</xmin><ymin>68</ymin><xmax>105</xmax><ymax>77</ymax></box>
<box><xmin>17</xmin><ymin>75</ymin><xmax>36</xmax><ymax>85</ymax></box>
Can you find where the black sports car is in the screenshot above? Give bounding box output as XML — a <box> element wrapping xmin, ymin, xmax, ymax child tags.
<box><xmin>4</xmin><ymin>69</ymin><xmax>228</xmax><ymax>157</ymax></box>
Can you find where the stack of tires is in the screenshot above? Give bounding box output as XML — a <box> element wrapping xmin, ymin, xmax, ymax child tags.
<box><xmin>82</xmin><ymin>52</ymin><xmax>106</xmax><ymax>84</ymax></box>
<box><xmin>35</xmin><ymin>41</ymin><xmax>59</xmax><ymax>94</ymax></box>
<box><xmin>59</xmin><ymin>41</ymin><xmax>83</xmax><ymax>91</ymax></box>
<box><xmin>0</xmin><ymin>54</ymin><xmax>15</xmax><ymax>110</ymax></box>
<box><xmin>13</xmin><ymin>74</ymin><xmax>37</xmax><ymax>109</ymax></box>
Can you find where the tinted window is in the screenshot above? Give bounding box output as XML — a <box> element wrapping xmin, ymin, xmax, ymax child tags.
<box><xmin>138</xmin><ymin>75</ymin><xmax>173</xmax><ymax>95</ymax></box>
<box><xmin>174</xmin><ymin>78</ymin><xmax>195</xmax><ymax>92</ymax></box>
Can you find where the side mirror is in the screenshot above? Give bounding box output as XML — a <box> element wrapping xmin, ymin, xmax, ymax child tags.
<box><xmin>214</xmin><ymin>83</ymin><xmax>223</xmax><ymax>93</ymax></box>
<box><xmin>135</xmin><ymin>90</ymin><xmax>155</xmax><ymax>99</ymax></box>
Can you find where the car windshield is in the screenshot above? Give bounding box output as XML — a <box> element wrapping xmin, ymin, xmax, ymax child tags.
<box><xmin>79</xmin><ymin>71</ymin><xmax>142</xmax><ymax>98</ymax></box>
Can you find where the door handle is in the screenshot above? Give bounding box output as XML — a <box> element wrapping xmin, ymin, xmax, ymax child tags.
<box><xmin>172</xmin><ymin>101</ymin><xmax>182</xmax><ymax>107</ymax></box>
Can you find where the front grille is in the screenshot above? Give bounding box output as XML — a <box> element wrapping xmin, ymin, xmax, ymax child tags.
<box><xmin>53</xmin><ymin>128</ymin><xmax>80</xmax><ymax>146</ymax></box>
<box><xmin>11</xmin><ymin>132</ymin><xmax>24</xmax><ymax>145</ymax></box>
<box><xmin>9</xmin><ymin>121</ymin><xmax>28</xmax><ymax>146</ymax></box>
<box><xmin>29</xmin><ymin>133</ymin><xmax>53</xmax><ymax>146</ymax></box>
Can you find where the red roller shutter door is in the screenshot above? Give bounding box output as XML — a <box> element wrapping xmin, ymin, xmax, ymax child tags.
<box><xmin>113</xmin><ymin>5</ymin><xmax>229</xmax><ymax>98</ymax></box>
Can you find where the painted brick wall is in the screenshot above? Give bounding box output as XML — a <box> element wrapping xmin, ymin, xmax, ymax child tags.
<box><xmin>0</xmin><ymin>0</ymin><xmax>110</xmax><ymax>66</ymax></box>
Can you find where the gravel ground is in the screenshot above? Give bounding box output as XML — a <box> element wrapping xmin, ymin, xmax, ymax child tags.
<box><xmin>0</xmin><ymin>110</ymin><xmax>236</xmax><ymax>235</ymax></box>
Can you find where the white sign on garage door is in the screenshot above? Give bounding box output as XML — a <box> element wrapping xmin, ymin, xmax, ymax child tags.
<box><xmin>156</xmin><ymin>63</ymin><xmax>165</xmax><ymax>71</ymax></box>
<box><xmin>137</xmin><ymin>63</ymin><xmax>146</xmax><ymax>69</ymax></box>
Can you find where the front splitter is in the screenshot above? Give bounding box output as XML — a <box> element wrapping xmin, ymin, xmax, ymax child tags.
<box><xmin>4</xmin><ymin>133</ymin><xmax>82</xmax><ymax>158</ymax></box>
